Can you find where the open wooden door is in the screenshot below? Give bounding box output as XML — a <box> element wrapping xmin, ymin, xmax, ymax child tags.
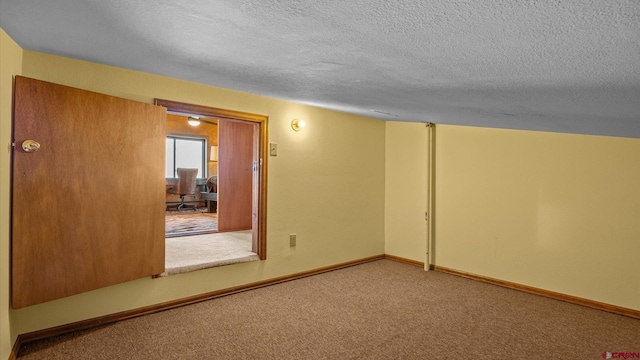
<box><xmin>217</xmin><ymin>120</ymin><xmax>257</xmax><ymax>233</ymax></box>
<box><xmin>11</xmin><ymin>76</ymin><xmax>166</xmax><ymax>308</ymax></box>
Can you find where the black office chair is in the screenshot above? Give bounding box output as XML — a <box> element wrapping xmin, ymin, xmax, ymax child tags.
<box><xmin>169</xmin><ymin>168</ymin><xmax>198</xmax><ymax>211</ymax></box>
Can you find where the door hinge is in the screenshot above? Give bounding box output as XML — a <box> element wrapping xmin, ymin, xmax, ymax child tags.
<box><xmin>425</xmin><ymin>212</ymin><xmax>429</xmax><ymax>221</ymax></box>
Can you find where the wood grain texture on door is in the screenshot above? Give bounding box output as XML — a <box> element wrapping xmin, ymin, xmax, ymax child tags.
<box><xmin>217</xmin><ymin>120</ymin><xmax>257</xmax><ymax>232</ymax></box>
<box><xmin>11</xmin><ymin>76</ymin><xmax>166</xmax><ymax>308</ymax></box>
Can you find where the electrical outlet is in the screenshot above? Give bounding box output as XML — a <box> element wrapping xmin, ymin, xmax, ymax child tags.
<box><xmin>270</xmin><ymin>143</ymin><xmax>278</xmax><ymax>156</ymax></box>
<box><xmin>290</xmin><ymin>234</ymin><xmax>296</xmax><ymax>247</ymax></box>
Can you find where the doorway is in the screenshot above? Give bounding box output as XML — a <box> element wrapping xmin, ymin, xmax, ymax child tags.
<box><xmin>155</xmin><ymin>99</ymin><xmax>268</xmax><ymax>275</ymax></box>
<box><xmin>164</xmin><ymin>114</ymin><xmax>219</xmax><ymax>237</ymax></box>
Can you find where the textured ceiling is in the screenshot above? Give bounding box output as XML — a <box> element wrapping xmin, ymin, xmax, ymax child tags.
<box><xmin>1</xmin><ymin>0</ymin><xmax>639</xmax><ymax>138</ymax></box>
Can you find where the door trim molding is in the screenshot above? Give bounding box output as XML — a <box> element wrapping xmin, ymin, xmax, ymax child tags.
<box><xmin>154</xmin><ymin>99</ymin><xmax>268</xmax><ymax>122</ymax></box>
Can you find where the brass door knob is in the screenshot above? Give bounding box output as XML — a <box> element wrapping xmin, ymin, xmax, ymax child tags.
<box><xmin>21</xmin><ymin>140</ymin><xmax>41</xmax><ymax>153</ymax></box>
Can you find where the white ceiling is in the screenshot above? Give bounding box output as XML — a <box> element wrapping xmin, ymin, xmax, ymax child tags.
<box><xmin>1</xmin><ymin>0</ymin><xmax>639</xmax><ymax>138</ymax></box>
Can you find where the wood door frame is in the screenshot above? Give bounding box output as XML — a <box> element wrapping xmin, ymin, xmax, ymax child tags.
<box><xmin>154</xmin><ymin>99</ymin><xmax>268</xmax><ymax>260</ymax></box>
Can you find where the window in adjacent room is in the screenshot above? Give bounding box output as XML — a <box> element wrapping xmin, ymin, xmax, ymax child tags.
<box><xmin>165</xmin><ymin>136</ymin><xmax>206</xmax><ymax>178</ymax></box>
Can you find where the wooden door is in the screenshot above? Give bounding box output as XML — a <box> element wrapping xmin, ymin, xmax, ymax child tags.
<box><xmin>217</xmin><ymin>120</ymin><xmax>256</xmax><ymax>232</ymax></box>
<box><xmin>11</xmin><ymin>76</ymin><xmax>166</xmax><ymax>308</ymax></box>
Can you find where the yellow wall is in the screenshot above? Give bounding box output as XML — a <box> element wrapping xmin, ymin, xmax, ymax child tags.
<box><xmin>384</xmin><ymin>122</ymin><xmax>428</xmax><ymax>263</ymax></box>
<box><xmin>0</xmin><ymin>28</ymin><xmax>23</xmax><ymax>360</ymax></box>
<box><xmin>6</xmin><ymin>50</ymin><xmax>385</xmax><ymax>338</ymax></box>
<box><xmin>435</xmin><ymin>125</ymin><xmax>640</xmax><ymax>310</ymax></box>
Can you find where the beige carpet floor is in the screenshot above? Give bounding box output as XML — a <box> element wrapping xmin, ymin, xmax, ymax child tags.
<box><xmin>17</xmin><ymin>260</ymin><xmax>640</xmax><ymax>359</ymax></box>
<box><xmin>162</xmin><ymin>230</ymin><xmax>258</xmax><ymax>276</ymax></box>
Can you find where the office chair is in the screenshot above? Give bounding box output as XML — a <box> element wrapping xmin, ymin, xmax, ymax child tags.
<box><xmin>169</xmin><ymin>168</ymin><xmax>198</xmax><ymax>211</ymax></box>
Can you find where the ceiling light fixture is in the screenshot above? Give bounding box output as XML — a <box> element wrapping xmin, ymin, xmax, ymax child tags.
<box><xmin>291</xmin><ymin>118</ymin><xmax>306</xmax><ymax>131</ymax></box>
<box><xmin>187</xmin><ymin>116</ymin><xmax>201</xmax><ymax>126</ymax></box>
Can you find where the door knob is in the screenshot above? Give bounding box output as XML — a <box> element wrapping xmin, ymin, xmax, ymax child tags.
<box><xmin>21</xmin><ymin>140</ymin><xmax>41</xmax><ymax>153</ymax></box>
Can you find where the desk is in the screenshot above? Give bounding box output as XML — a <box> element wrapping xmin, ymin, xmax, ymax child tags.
<box><xmin>200</xmin><ymin>192</ymin><xmax>217</xmax><ymax>213</ymax></box>
<box><xmin>165</xmin><ymin>178</ymin><xmax>207</xmax><ymax>189</ymax></box>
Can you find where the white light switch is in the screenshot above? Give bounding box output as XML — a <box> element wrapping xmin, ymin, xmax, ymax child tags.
<box><xmin>270</xmin><ymin>143</ymin><xmax>277</xmax><ymax>156</ymax></box>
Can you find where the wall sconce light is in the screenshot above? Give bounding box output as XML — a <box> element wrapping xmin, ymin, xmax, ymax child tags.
<box><xmin>188</xmin><ymin>116</ymin><xmax>201</xmax><ymax>126</ymax></box>
<box><xmin>291</xmin><ymin>118</ymin><xmax>306</xmax><ymax>131</ymax></box>
<box><xmin>210</xmin><ymin>145</ymin><xmax>218</xmax><ymax>162</ymax></box>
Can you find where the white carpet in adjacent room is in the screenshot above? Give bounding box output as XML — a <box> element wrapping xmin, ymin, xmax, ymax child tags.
<box><xmin>161</xmin><ymin>230</ymin><xmax>259</xmax><ymax>276</ymax></box>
